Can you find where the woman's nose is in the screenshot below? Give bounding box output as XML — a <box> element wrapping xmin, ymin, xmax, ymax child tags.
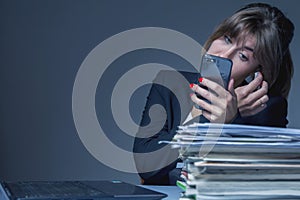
<box><xmin>218</xmin><ymin>47</ymin><xmax>234</xmax><ymax>59</ymax></box>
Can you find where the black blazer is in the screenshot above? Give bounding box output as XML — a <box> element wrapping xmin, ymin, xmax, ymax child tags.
<box><xmin>133</xmin><ymin>70</ymin><xmax>288</xmax><ymax>185</ymax></box>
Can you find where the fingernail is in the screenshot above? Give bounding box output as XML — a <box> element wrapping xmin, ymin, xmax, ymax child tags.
<box><xmin>189</xmin><ymin>93</ymin><xmax>194</xmax><ymax>97</ymax></box>
<box><xmin>189</xmin><ymin>83</ymin><xmax>194</xmax><ymax>88</ymax></box>
<box><xmin>198</xmin><ymin>77</ymin><xmax>203</xmax><ymax>83</ymax></box>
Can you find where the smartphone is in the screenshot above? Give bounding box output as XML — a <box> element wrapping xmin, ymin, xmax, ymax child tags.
<box><xmin>199</xmin><ymin>54</ymin><xmax>233</xmax><ymax>89</ymax></box>
<box><xmin>195</xmin><ymin>54</ymin><xmax>232</xmax><ymax>107</ymax></box>
<box><xmin>245</xmin><ymin>72</ymin><xmax>261</xmax><ymax>90</ymax></box>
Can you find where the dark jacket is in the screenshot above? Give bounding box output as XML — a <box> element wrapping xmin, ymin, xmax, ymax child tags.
<box><xmin>133</xmin><ymin>70</ymin><xmax>288</xmax><ymax>185</ymax></box>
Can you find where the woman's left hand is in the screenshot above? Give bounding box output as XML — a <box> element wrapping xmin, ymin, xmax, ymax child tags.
<box><xmin>190</xmin><ymin>78</ymin><xmax>238</xmax><ymax>123</ymax></box>
<box><xmin>235</xmin><ymin>72</ymin><xmax>269</xmax><ymax>117</ymax></box>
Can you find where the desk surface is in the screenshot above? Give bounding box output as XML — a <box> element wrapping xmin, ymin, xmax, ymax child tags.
<box><xmin>141</xmin><ymin>185</ymin><xmax>182</xmax><ymax>200</ymax></box>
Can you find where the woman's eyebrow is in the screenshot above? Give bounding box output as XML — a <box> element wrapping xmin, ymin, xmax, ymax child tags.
<box><xmin>243</xmin><ymin>46</ymin><xmax>254</xmax><ymax>52</ymax></box>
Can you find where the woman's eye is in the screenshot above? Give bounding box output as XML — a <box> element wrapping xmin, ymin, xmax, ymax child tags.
<box><xmin>224</xmin><ymin>35</ymin><xmax>232</xmax><ymax>44</ymax></box>
<box><xmin>239</xmin><ymin>52</ymin><xmax>249</xmax><ymax>61</ymax></box>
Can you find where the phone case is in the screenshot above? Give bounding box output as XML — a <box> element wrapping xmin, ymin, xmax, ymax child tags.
<box><xmin>194</xmin><ymin>54</ymin><xmax>233</xmax><ymax>109</ymax></box>
<box><xmin>200</xmin><ymin>54</ymin><xmax>233</xmax><ymax>89</ymax></box>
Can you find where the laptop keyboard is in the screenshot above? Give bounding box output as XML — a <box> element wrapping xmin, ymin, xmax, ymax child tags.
<box><xmin>6</xmin><ymin>181</ymin><xmax>105</xmax><ymax>199</ymax></box>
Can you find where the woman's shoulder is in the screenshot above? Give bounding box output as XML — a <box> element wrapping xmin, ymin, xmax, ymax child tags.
<box><xmin>150</xmin><ymin>70</ymin><xmax>199</xmax><ymax>95</ymax></box>
<box><xmin>267</xmin><ymin>96</ymin><xmax>287</xmax><ymax>107</ymax></box>
<box><xmin>154</xmin><ymin>70</ymin><xmax>199</xmax><ymax>82</ymax></box>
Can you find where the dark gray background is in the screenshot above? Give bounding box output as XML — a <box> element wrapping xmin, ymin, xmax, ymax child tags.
<box><xmin>0</xmin><ymin>0</ymin><xmax>299</xmax><ymax>184</ymax></box>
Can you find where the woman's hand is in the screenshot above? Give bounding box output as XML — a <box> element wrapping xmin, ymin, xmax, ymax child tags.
<box><xmin>235</xmin><ymin>72</ymin><xmax>269</xmax><ymax>117</ymax></box>
<box><xmin>190</xmin><ymin>78</ymin><xmax>238</xmax><ymax>123</ymax></box>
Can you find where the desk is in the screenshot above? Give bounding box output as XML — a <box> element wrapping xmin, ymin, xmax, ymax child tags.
<box><xmin>141</xmin><ymin>185</ymin><xmax>182</xmax><ymax>199</ymax></box>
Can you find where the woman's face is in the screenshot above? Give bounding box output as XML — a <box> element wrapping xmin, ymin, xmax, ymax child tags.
<box><xmin>207</xmin><ymin>34</ymin><xmax>260</xmax><ymax>87</ymax></box>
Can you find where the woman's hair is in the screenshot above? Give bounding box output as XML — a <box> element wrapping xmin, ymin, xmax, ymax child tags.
<box><xmin>204</xmin><ymin>3</ymin><xmax>294</xmax><ymax>98</ymax></box>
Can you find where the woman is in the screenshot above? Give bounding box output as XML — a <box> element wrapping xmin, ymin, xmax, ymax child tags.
<box><xmin>134</xmin><ymin>3</ymin><xmax>294</xmax><ymax>185</ymax></box>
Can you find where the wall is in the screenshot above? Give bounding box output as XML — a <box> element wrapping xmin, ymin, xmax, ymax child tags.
<box><xmin>0</xmin><ymin>0</ymin><xmax>299</xmax><ymax>184</ymax></box>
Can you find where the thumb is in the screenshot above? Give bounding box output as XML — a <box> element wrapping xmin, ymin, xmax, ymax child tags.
<box><xmin>228</xmin><ymin>78</ymin><xmax>236</xmax><ymax>96</ymax></box>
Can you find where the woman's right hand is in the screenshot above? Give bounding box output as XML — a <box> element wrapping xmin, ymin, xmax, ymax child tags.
<box><xmin>235</xmin><ymin>72</ymin><xmax>269</xmax><ymax>117</ymax></box>
<box><xmin>190</xmin><ymin>78</ymin><xmax>238</xmax><ymax>123</ymax></box>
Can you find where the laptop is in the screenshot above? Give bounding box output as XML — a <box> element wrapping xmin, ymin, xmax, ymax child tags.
<box><xmin>0</xmin><ymin>180</ymin><xmax>167</xmax><ymax>200</ymax></box>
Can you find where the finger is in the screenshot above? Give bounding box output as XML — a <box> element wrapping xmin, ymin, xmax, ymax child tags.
<box><xmin>252</xmin><ymin>80</ymin><xmax>268</xmax><ymax>96</ymax></box>
<box><xmin>243</xmin><ymin>100</ymin><xmax>267</xmax><ymax>117</ymax></box>
<box><xmin>190</xmin><ymin>93</ymin><xmax>224</xmax><ymax>116</ymax></box>
<box><xmin>253</xmin><ymin>94</ymin><xmax>269</xmax><ymax>109</ymax></box>
<box><xmin>250</xmin><ymin>80</ymin><xmax>268</xmax><ymax>101</ymax></box>
<box><xmin>192</xmin><ymin>83</ymin><xmax>218</xmax><ymax>99</ymax></box>
<box><xmin>243</xmin><ymin>72</ymin><xmax>264</xmax><ymax>94</ymax></box>
<box><xmin>190</xmin><ymin>93</ymin><xmax>212</xmax><ymax>111</ymax></box>
<box><xmin>228</xmin><ymin>78</ymin><xmax>235</xmax><ymax>97</ymax></box>
<box><xmin>202</xmin><ymin>110</ymin><xmax>213</xmax><ymax>122</ymax></box>
<box><xmin>192</xmin><ymin>84</ymin><xmax>226</xmax><ymax>108</ymax></box>
<box><xmin>239</xmin><ymin>80</ymin><xmax>268</xmax><ymax>106</ymax></box>
<box><xmin>241</xmin><ymin>94</ymin><xmax>269</xmax><ymax>114</ymax></box>
<box><xmin>217</xmin><ymin>78</ymin><xmax>236</xmax><ymax>112</ymax></box>
<box><xmin>199</xmin><ymin>77</ymin><xmax>227</xmax><ymax>98</ymax></box>
<box><xmin>202</xmin><ymin>110</ymin><xmax>223</xmax><ymax>123</ymax></box>
<box><xmin>242</xmin><ymin>106</ymin><xmax>265</xmax><ymax>117</ymax></box>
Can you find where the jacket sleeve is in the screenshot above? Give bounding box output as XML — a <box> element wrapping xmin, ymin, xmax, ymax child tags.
<box><xmin>133</xmin><ymin>72</ymin><xmax>183</xmax><ymax>185</ymax></box>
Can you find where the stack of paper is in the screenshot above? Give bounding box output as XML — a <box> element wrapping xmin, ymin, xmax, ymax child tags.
<box><xmin>159</xmin><ymin>123</ymin><xmax>300</xmax><ymax>200</ymax></box>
